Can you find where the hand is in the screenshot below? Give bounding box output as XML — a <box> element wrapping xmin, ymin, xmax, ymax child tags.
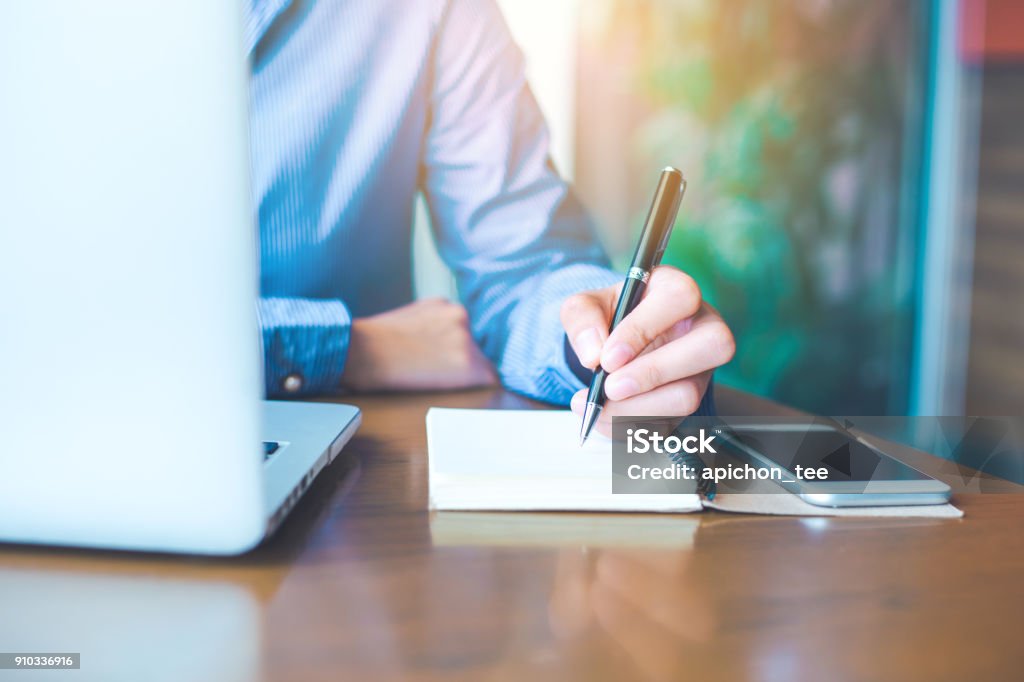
<box><xmin>561</xmin><ymin>266</ymin><xmax>735</xmax><ymax>436</ymax></box>
<box><xmin>341</xmin><ymin>297</ymin><xmax>497</xmax><ymax>392</ymax></box>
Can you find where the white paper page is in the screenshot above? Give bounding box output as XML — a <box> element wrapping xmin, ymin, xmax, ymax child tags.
<box><xmin>426</xmin><ymin>408</ymin><xmax>702</xmax><ymax>513</ymax></box>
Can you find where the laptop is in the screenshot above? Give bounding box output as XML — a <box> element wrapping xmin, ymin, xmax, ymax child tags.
<box><xmin>0</xmin><ymin>3</ymin><xmax>360</xmax><ymax>554</ymax></box>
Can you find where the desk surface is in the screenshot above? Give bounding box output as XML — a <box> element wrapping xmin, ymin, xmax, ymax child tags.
<box><xmin>1</xmin><ymin>387</ymin><xmax>1023</xmax><ymax>682</ymax></box>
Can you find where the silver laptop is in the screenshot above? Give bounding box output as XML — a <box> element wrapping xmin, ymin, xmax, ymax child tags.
<box><xmin>0</xmin><ymin>2</ymin><xmax>360</xmax><ymax>554</ymax></box>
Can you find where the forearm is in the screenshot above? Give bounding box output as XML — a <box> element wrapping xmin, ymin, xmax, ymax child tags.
<box><xmin>258</xmin><ymin>297</ymin><xmax>351</xmax><ymax>397</ymax></box>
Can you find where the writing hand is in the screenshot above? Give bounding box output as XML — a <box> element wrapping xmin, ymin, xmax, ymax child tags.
<box><xmin>561</xmin><ymin>266</ymin><xmax>735</xmax><ymax>436</ymax></box>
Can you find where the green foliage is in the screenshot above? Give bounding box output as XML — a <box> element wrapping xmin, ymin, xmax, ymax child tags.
<box><xmin>599</xmin><ymin>0</ymin><xmax>922</xmax><ymax>413</ymax></box>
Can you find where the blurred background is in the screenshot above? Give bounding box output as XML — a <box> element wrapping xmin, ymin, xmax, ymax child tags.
<box><xmin>415</xmin><ymin>0</ymin><xmax>1023</xmax><ymax>418</ymax></box>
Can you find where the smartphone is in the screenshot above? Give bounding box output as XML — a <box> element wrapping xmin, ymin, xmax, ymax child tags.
<box><xmin>718</xmin><ymin>423</ymin><xmax>952</xmax><ymax>507</ymax></box>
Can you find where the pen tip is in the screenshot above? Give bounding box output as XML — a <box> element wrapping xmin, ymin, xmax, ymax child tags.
<box><xmin>578</xmin><ymin>402</ymin><xmax>601</xmax><ymax>447</ymax></box>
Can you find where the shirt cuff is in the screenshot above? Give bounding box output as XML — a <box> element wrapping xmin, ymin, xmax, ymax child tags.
<box><xmin>258</xmin><ymin>297</ymin><xmax>351</xmax><ymax>397</ymax></box>
<box><xmin>498</xmin><ymin>263</ymin><xmax>620</xmax><ymax>405</ymax></box>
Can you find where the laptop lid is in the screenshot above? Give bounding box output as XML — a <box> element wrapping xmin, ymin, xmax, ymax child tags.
<box><xmin>0</xmin><ymin>2</ymin><xmax>266</xmax><ymax>553</ymax></box>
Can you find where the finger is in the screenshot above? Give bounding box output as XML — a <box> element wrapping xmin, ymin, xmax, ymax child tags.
<box><xmin>573</xmin><ymin>374</ymin><xmax>711</xmax><ymax>438</ymax></box>
<box><xmin>604</xmin><ymin>306</ymin><xmax>734</xmax><ymax>401</ymax></box>
<box><xmin>570</xmin><ymin>388</ymin><xmax>588</xmax><ymax>417</ymax></box>
<box><xmin>561</xmin><ymin>286</ymin><xmax>619</xmax><ymax>369</ymax></box>
<box><xmin>601</xmin><ymin>266</ymin><xmax>702</xmax><ymax>373</ymax></box>
<box><xmin>601</xmin><ymin>373</ymin><xmax>710</xmax><ymax>419</ymax></box>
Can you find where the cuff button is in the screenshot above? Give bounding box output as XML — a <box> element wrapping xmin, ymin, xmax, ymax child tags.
<box><xmin>282</xmin><ymin>373</ymin><xmax>304</xmax><ymax>394</ymax></box>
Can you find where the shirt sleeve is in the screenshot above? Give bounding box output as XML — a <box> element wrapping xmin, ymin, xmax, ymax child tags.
<box><xmin>257</xmin><ymin>297</ymin><xmax>351</xmax><ymax>398</ymax></box>
<box><xmin>417</xmin><ymin>0</ymin><xmax>605</xmax><ymax>404</ymax></box>
<box><xmin>407</xmin><ymin>2</ymin><xmax>578</xmax><ymax>403</ymax></box>
<box><xmin>421</xmin><ymin>0</ymin><xmax>715</xmax><ymax>413</ymax></box>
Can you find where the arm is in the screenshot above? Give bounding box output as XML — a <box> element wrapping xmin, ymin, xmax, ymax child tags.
<box><xmin>421</xmin><ymin>0</ymin><xmax>732</xmax><ymax>425</ymax></box>
<box><xmin>421</xmin><ymin>0</ymin><xmax>619</xmax><ymax>404</ymax></box>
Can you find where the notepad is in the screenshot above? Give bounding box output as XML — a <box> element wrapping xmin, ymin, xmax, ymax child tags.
<box><xmin>426</xmin><ymin>408</ymin><xmax>701</xmax><ymax>512</ymax></box>
<box><xmin>430</xmin><ymin>512</ymin><xmax>700</xmax><ymax>548</ymax></box>
<box><xmin>426</xmin><ymin>408</ymin><xmax>964</xmax><ymax>519</ymax></box>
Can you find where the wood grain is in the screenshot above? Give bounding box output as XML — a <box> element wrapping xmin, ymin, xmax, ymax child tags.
<box><xmin>1</xmin><ymin>386</ymin><xmax>1022</xmax><ymax>682</ymax></box>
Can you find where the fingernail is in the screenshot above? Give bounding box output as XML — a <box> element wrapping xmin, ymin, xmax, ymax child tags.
<box><xmin>570</xmin><ymin>390</ymin><xmax>585</xmax><ymax>414</ymax></box>
<box><xmin>605</xmin><ymin>375</ymin><xmax>640</xmax><ymax>401</ymax></box>
<box><xmin>574</xmin><ymin>328</ymin><xmax>602</xmax><ymax>367</ymax></box>
<box><xmin>602</xmin><ymin>343</ymin><xmax>634</xmax><ymax>372</ymax></box>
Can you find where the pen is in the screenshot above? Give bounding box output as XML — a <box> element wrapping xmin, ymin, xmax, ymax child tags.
<box><xmin>578</xmin><ymin>167</ymin><xmax>687</xmax><ymax>446</ymax></box>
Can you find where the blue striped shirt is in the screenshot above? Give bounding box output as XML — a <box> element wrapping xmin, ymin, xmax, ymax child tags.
<box><xmin>247</xmin><ymin>0</ymin><xmax>713</xmax><ymax>412</ymax></box>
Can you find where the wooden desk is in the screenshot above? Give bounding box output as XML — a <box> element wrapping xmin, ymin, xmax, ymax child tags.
<box><xmin>1</xmin><ymin>387</ymin><xmax>1023</xmax><ymax>681</ymax></box>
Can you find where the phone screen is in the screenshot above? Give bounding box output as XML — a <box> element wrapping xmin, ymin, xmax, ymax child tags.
<box><xmin>722</xmin><ymin>426</ymin><xmax>933</xmax><ymax>483</ymax></box>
